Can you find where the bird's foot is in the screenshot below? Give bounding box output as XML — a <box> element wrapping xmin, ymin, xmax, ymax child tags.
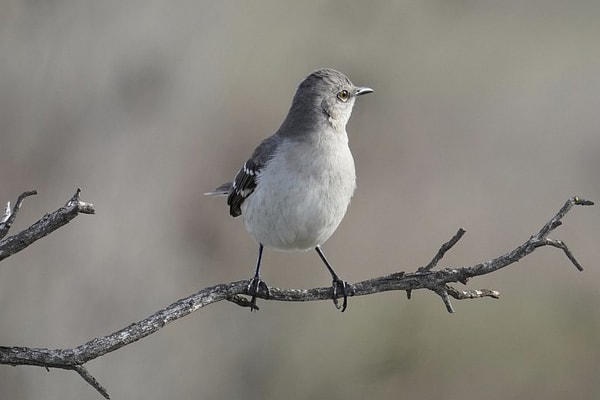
<box><xmin>332</xmin><ymin>278</ymin><xmax>350</xmax><ymax>312</ymax></box>
<box><xmin>247</xmin><ymin>275</ymin><xmax>270</xmax><ymax>311</ymax></box>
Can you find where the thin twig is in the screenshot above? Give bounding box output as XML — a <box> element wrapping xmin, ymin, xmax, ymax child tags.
<box><xmin>0</xmin><ymin>190</ymin><xmax>38</xmax><ymax>239</ymax></box>
<box><xmin>72</xmin><ymin>365</ymin><xmax>110</xmax><ymax>399</ymax></box>
<box><xmin>419</xmin><ymin>228</ymin><xmax>466</xmax><ymax>272</ymax></box>
<box><xmin>446</xmin><ymin>286</ymin><xmax>500</xmax><ymax>300</ymax></box>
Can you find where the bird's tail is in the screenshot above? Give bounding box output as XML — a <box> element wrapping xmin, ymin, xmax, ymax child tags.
<box><xmin>204</xmin><ymin>182</ymin><xmax>233</xmax><ymax>196</ymax></box>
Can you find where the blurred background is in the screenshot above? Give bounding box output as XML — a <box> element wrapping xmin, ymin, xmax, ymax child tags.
<box><xmin>1</xmin><ymin>1</ymin><xmax>599</xmax><ymax>399</ymax></box>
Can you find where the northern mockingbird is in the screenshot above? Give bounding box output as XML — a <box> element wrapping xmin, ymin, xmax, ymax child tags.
<box><xmin>207</xmin><ymin>68</ymin><xmax>372</xmax><ymax>311</ymax></box>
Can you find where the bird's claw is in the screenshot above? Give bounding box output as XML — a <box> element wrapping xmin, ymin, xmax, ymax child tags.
<box><xmin>247</xmin><ymin>276</ymin><xmax>269</xmax><ymax>311</ymax></box>
<box><xmin>332</xmin><ymin>278</ymin><xmax>349</xmax><ymax>312</ymax></box>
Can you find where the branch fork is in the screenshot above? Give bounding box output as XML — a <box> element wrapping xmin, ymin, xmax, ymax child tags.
<box><xmin>0</xmin><ymin>189</ymin><xmax>95</xmax><ymax>261</ymax></box>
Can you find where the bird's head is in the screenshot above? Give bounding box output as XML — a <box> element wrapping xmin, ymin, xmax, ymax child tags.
<box><xmin>282</xmin><ymin>68</ymin><xmax>373</xmax><ymax>135</ymax></box>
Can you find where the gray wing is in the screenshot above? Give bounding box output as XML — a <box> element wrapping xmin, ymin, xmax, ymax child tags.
<box><xmin>219</xmin><ymin>134</ymin><xmax>281</xmax><ymax>218</ymax></box>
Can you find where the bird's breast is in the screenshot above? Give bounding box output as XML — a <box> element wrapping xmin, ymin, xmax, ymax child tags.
<box><xmin>241</xmin><ymin>136</ymin><xmax>356</xmax><ymax>251</ymax></box>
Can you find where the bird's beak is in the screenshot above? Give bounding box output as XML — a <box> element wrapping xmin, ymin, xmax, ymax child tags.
<box><xmin>355</xmin><ymin>87</ymin><xmax>374</xmax><ymax>96</ymax></box>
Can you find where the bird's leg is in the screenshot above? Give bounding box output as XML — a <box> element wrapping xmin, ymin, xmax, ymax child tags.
<box><xmin>247</xmin><ymin>243</ymin><xmax>269</xmax><ymax>311</ymax></box>
<box><xmin>315</xmin><ymin>246</ymin><xmax>349</xmax><ymax>312</ymax></box>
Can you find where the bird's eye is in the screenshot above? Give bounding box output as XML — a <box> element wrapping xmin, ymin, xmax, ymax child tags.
<box><xmin>337</xmin><ymin>90</ymin><xmax>349</xmax><ymax>102</ymax></box>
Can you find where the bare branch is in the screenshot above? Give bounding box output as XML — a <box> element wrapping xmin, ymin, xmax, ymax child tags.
<box><xmin>0</xmin><ymin>190</ymin><xmax>38</xmax><ymax>239</ymax></box>
<box><xmin>1</xmin><ymin>202</ymin><xmax>11</xmax><ymax>224</ymax></box>
<box><xmin>0</xmin><ymin>189</ymin><xmax>94</xmax><ymax>261</ymax></box>
<box><xmin>419</xmin><ymin>228</ymin><xmax>466</xmax><ymax>272</ymax></box>
<box><xmin>446</xmin><ymin>286</ymin><xmax>500</xmax><ymax>300</ymax></box>
<box><xmin>0</xmin><ymin>195</ymin><xmax>593</xmax><ymax>398</ymax></box>
<box><xmin>72</xmin><ymin>365</ymin><xmax>110</xmax><ymax>400</ymax></box>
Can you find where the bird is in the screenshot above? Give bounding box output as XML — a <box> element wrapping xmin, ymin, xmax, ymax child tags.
<box><xmin>206</xmin><ymin>68</ymin><xmax>373</xmax><ymax>311</ymax></box>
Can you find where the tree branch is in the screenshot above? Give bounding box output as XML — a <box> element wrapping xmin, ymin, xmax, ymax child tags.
<box><xmin>0</xmin><ymin>190</ymin><xmax>38</xmax><ymax>239</ymax></box>
<box><xmin>0</xmin><ymin>195</ymin><xmax>593</xmax><ymax>399</ymax></box>
<box><xmin>0</xmin><ymin>189</ymin><xmax>95</xmax><ymax>261</ymax></box>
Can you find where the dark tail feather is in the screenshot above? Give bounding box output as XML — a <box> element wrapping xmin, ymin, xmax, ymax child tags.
<box><xmin>204</xmin><ymin>182</ymin><xmax>232</xmax><ymax>196</ymax></box>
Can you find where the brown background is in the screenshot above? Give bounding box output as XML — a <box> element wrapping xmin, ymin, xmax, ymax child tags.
<box><xmin>1</xmin><ymin>1</ymin><xmax>599</xmax><ymax>399</ymax></box>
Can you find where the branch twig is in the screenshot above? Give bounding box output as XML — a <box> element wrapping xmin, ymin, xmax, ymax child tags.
<box><xmin>73</xmin><ymin>365</ymin><xmax>110</xmax><ymax>400</ymax></box>
<box><xmin>0</xmin><ymin>195</ymin><xmax>593</xmax><ymax>399</ymax></box>
<box><xmin>0</xmin><ymin>189</ymin><xmax>94</xmax><ymax>261</ymax></box>
<box><xmin>0</xmin><ymin>190</ymin><xmax>38</xmax><ymax>239</ymax></box>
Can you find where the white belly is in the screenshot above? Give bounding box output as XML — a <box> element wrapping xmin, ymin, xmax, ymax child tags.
<box><xmin>241</xmin><ymin>137</ymin><xmax>356</xmax><ymax>251</ymax></box>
